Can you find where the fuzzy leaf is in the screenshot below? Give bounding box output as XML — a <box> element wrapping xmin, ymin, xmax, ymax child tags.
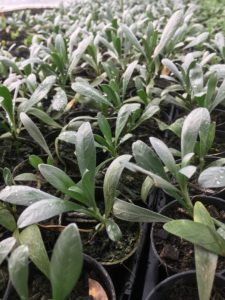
<box><xmin>72</xmin><ymin>82</ymin><xmax>112</xmax><ymax>107</ymax></box>
<box><xmin>38</xmin><ymin>164</ymin><xmax>75</xmax><ymax>195</ymax></box>
<box><xmin>51</xmin><ymin>224</ymin><xmax>83</xmax><ymax>300</ymax></box>
<box><xmin>105</xmin><ymin>219</ymin><xmax>122</xmax><ymax>241</ymax></box>
<box><xmin>19</xmin><ymin>225</ymin><xmax>50</xmax><ymax>279</ymax></box>
<box><xmin>161</xmin><ymin>58</ymin><xmax>183</xmax><ymax>82</ymax></box>
<box><xmin>8</xmin><ymin>245</ymin><xmax>29</xmax><ymax>300</ymax></box>
<box><xmin>179</xmin><ymin>166</ymin><xmax>197</xmax><ymax>178</ymax></box>
<box><xmin>153</xmin><ymin>10</ymin><xmax>183</xmax><ymax>58</ymax></box>
<box><xmin>20</xmin><ymin>113</ymin><xmax>52</xmax><ymax>159</ymax></box>
<box><xmin>17</xmin><ymin>199</ymin><xmax>81</xmax><ymax>228</ymax></box>
<box><xmin>0</xmin><ymin>209</ymin><xmax>17</xmax><ymax>232</ymax></box>
<box><xmin>132</xmin><ymin>140</ymin><xmax>167</xmax><ymax>179</ymax></box>
<box><xmin>122</xmin><ymin>60</ymin><xmax>138</xmax><ymax>99</ymax></box>
<box><xmin>0</xmin><ymin>237</ymin><xmax>16</xmax><ymax>265</ymax></box>
<box><xmin>0</xmin><ymin>185</ymin><xmax>58</xmax><ymax>206</ymax></box>
<box><xmin>189</xmin><ymin>63</ymin><xmax>204</xmax><ymax>96</ymax></box>
<box><xmin>113</xmin><ymin>199</ymin><xmax>171</xmax><ymax>222</ymax></box>
<box><xmin>21</xmin><ymin>76</ymin><xmax>56</xmax><ymax>113</ymax></box>
<box><xmin>103</xmin><ymin>155</ymin><xmax>131</xmax><ymax>217</ymax></box>
<box><xmin>115</xmin><ymin>103</ymin><xmax>140</xmax><ymax>144</ymax></box>
<box><xmin>181</xmin><ymin>108</ymin><xmax>210</xmax><ymax>158</ymax></box>
<box><xmin>184</xmin><ymin>32</ymin><xmax>209</xmax><ymax>49</ymax></box>
<box><xmin>164</xmin><ymin>220</ymin><xmax>225</xmax><ymax>256</ymax></box>
<box><xmin>150</xmin><ymin>137</ymin><xmax>177</xmax><ymax>177</ymax></box>
<box><xmin>29</xmin><ymin>108</ymin><xmax>62</xmax><ymax>129</ymax></box>
<box><xmin>120</xmin><ymin>24</ymin><xmax>145</xmax><ymax>57</ymax></box>
<box><xmin>75</xmin><ymin>122</ymin><xmax>96</xmax><ymax>191</ymax></box>
<box><xmin>198</xmin><ymin>167</ymin><xmax>225</xmax><ymax>188</ymax></box>
<box><xmin>194</xmin><ymin>202</ymin><xmax>218</xmax><ymax>300</ymax></box>
<box><xmin>0</xmin><ymin>85</ymin><xmax>14</xmax><ymax>126</ymax></box>
<box><xmin>69</xmin><ymin>35</ymin><xmax>93</xmax><ymax>74</ymax></box>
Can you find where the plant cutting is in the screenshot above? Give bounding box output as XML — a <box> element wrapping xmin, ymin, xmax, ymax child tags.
<box><xmin>0</xmin><ymin>223</ymin><xmax>115</xmax><ymax>299</ymax></box>
<box><xmin>0</xmin><ymin>76</ymin><xmax>60</xmax><ymax>146</ymax></box>
<box><xmin>0</xmin><ymin>122</ymin><xmax>137</xmax><ymax>245</ymax></box>
<box><xmin>84</xmin><ymin>104</ymin><xmax>159</xmax><ymax>158</ymax></box>
<box><xmin>161</xmin><ymin>56</ymin><xmax>225</xmax><ymax>113</ymax></box>
<box><xmin>0</xmin><ymin>223</ymin><xmax>114</xmax><ymax>300</ymax></box>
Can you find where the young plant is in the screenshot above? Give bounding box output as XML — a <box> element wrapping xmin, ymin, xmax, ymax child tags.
<box><xmin>0</xmin><ymin>122</ymin><xmax>130</xmax><ymax>241</ymax></box>
<box><xmin>95</xmin><ymin>103</ymin><xmax>159</xmax><ymax>157</ymax></box>
<box><xmin>0</xmin><ymin>224</ymin><xmax>83</xmax><ymax>300</ymax></box>
<box><xmin>0</xmin><ymin>76</ymin><xmax>59</xmax><ymax>139</ymax></box>
<box><xmin>111</xmin><ymin>108</ymin><xmax>225</xmax><ymax>300</ymax></box>
<box><xmin>161</xmin><ymin>56</ymin><xmax>225</xmax><ymax>112</ymax></box>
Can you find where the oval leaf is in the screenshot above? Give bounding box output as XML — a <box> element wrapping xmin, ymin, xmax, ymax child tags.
<box><xmin>51</xmin><ymin>224</ymin><xmax>83</xmax><ymax>300</ymax></box>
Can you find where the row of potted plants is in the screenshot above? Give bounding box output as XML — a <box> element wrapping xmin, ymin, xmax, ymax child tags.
<box><xmin>0</xmin><ymin>0</ymin><xmax>225</xmax><ymax>299</ymax></box>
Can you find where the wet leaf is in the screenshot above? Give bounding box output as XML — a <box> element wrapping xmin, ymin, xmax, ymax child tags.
<box><xmin>17</xmin><ymin>198</ymin><xmax>81</xmax><ymax>228</ymax></box>
<box><xmin>198</xmin><ymin>167</ymin><xmax>225</xmax><ymax>188</ymax></box>
<box><xmin>0</xmin><ymin>185</ymin><xmax>58</xmax><ymax>206</ymax></box>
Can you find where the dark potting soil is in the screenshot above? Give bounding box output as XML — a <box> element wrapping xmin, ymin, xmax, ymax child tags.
<box><xmin>0</xmin><ymin>265</ymin><xmax>9</xmax><ymax>297</ymax></box>
<box><xmin>0</xmin><ymin>29</ymin><xmax>30</xmax><ymax>58</ymax></box>
<box><xmin>82</xmin><ymin>221</ymin><xmax>140</xmax><ymax>264</ymax></box>
<box><xmin>9</xmin><ymin>271</ymin><xmax>94</xmax><ymax>300</ymax></box>
<box><xmin>118</xmin><ymin>168</ymin><xmax>146</xmax><ymax>203</ymax></box>
<box><xmin>165</xmin><ymin>279</ymin><xmax>225</xmax><ymax>300</ymax></box>
<box><xmin>153</xmin><ymin>203</ymin><xmax>225</xmax><ymax>273</ymax></box>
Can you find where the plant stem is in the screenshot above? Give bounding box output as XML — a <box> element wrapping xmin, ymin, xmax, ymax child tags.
<box><xmin>181</xmin><ymin>184</ymin><xmax>193</xmax><ymax>213</ymax></box>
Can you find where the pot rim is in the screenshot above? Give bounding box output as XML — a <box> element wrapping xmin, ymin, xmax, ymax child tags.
<box><xmin>150</xmin><ymin>195</ymin><xmax>225</xmax><ymax>273</ymax></box>
<box><xmin>145</xmin><ymin>269</ymin><xmax>225</xmax><ymax>300</ymax></box>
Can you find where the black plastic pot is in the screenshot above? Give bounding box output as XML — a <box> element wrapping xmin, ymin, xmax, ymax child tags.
<box><xmin>84</xmin><ymin>254</ymin><xmax>116</xmax><ymax>300</ymax></box>
<box><xmin>145</xmin><ymin>270</ymin><xmax>225</xmax><ymax>300</ymax></box>
<box><xmin>150</xmin><ymin>196</ymin><xmax>225</xmax><ymax>276</ymax></box>
<box><xmin>2</xmin><ymin>254</ymin><xmax>116</xmax><ymax>300</ymax></box>
<box><xmin>139</xmin><ymin>195</ymin><xmax>225</xmax><ymax>299</ymax></box>
<box><xmin>119</xmin><ymin>190</ymin><xmax>168</xmax><ymax>300</ymax></box>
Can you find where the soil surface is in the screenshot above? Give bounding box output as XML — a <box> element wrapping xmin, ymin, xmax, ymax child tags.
<box><xmin>153</xmin><ymin>203</ymin><xmax>225</xmax><ymax>273</ymax></box>
<box><xmin>166</xmin><ymin>279</ymin><xmax>225</xmax><ymax>300</ymax></box>
<box><xmin>81</xmin><ymin>221</ymin><xmax>140</xmax><ymax>264</ymax></box>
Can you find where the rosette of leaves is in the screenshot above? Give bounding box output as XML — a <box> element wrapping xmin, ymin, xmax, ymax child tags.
<box><xmin>161</xmin><ymin>55</ymin><xmax>225</xmax><ymax>112</ymax></box>
<box><xmin>0</xmin><ymin>122</ymin><xmax>130</xmax><ymax>242</ymax></box>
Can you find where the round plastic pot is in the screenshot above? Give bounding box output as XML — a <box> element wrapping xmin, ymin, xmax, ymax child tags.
<box><xmin>150</xmin><ymin>196</ymin><xmax>225</xmax><ymax>275</ymax></box>
<box><xmin>84</xmin><ymin>254</ymin><xmax>116</xmax><ymax>300</ymax></box>
<box><xmin>2</xmin><ymin>254</ymin><xmax>116</xmax><ymax>300</ymax></box>
<box><xmin>145</xmin><ymin>270</ymin><xmax>225</xmax><ymax>300</ymax></box>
